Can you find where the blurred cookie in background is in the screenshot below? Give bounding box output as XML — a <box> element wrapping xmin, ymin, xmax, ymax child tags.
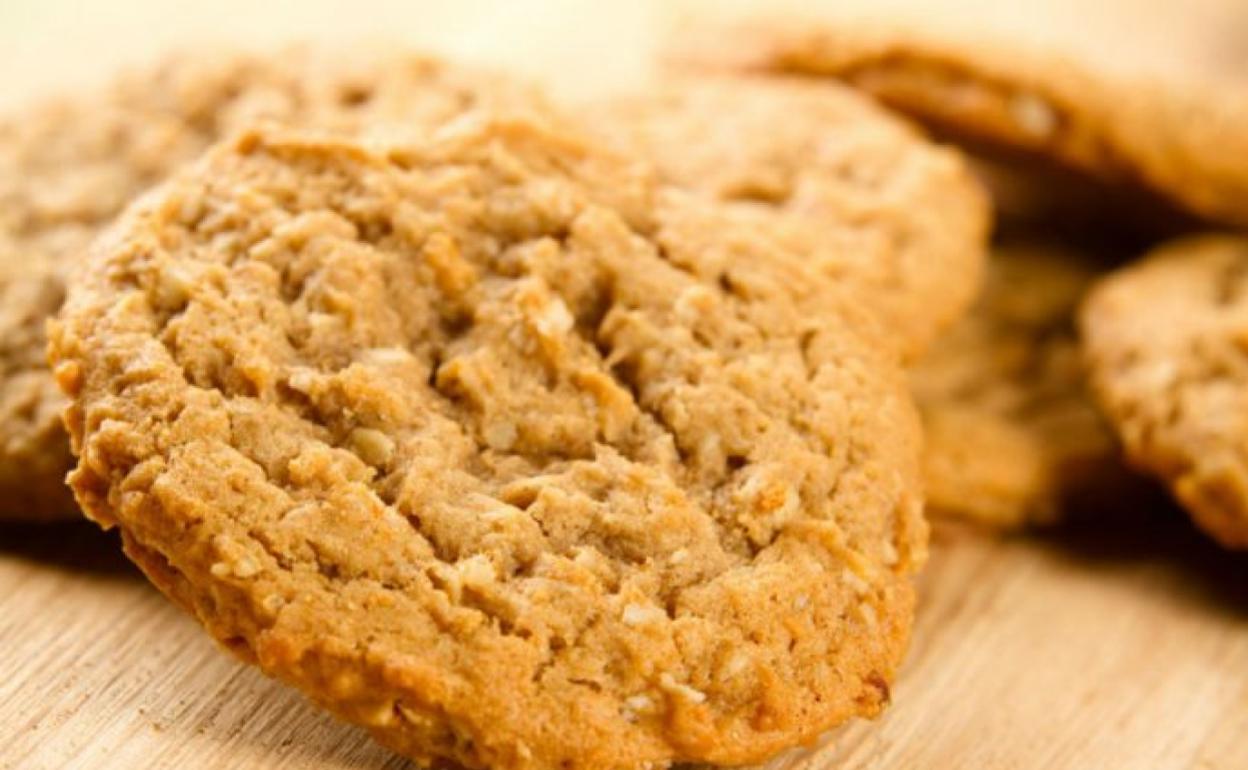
<box><xmin>673</xmin><ymin>0</ymin><xmax>1248</xmax><ymax>228</ymax></box>
<box><xmin>912</xmin><ymin>236</ymin><xmax>1144</xmax><ymax>528</ymax></box>
<box><xmin>1082</xmin><ymin>235</ymin><xmax>1248</xmax><ymax>550</ymax></box>
<box><xmin>590</xmin><ymin>74</ymin><xmax>990</xmax><ymax>360</ymax></box>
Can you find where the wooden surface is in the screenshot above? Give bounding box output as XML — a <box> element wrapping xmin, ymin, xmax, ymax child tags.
<box><xmin>1</xmin><ymin>2</ymin><xmax>1247</xmax><ymax>769</ymax></box>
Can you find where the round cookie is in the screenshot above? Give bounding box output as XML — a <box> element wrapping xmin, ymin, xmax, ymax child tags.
<box><xmin>675</xmin><ymin>0</ymin><xmax>1248</xmax><ymax>227</ymax></box>
<box><xmin>590</xmin><ymin>75</ymin><xmax>989</xmax><ymax>360</ymax></box>
<box><xmin>1081</xmin><ymin>235</ymin><xmax>1248</xmax><ymax>549</ymax></box>
<box><xmin>50</xmin><ymin>119</ymin><xmax>926</xmax><ymax>769</ymax></box>
<box><xmin>911</xmin><ymin>238</ymin><xmax>1127</xmax><ymax>528</ymax></box>
<box><xmin>0</xmin><ymin>46</ymin><xmax>543</xmax><ymax>521</ymax></box>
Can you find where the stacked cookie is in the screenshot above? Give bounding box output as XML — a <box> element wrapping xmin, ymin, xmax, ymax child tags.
<box><xmin>2</xmin><ymin>2</ymin><xmax>1245</xmax><ymax>768</ymax></box>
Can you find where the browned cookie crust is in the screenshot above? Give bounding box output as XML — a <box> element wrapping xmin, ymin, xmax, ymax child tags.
<box><xmin>0</xmin><ymin>47</ymin><xmax>541</xmax><ymax>521</ymax></box>
<box><xmin>912</xmin><ymin>238</ymin><xmax>1124</xmax><ymax>528</ymax></box>
<box><xmin>674</xmin><ymin>0</ymin><xmax>1248</xmax><ymax>228</ymax></box>
<box><xmin>591</xmin><ymin>74</ymin><xmax>989</xmax><ymax>360</ymax></box>
<box><xmin>50</xmin><ymin>118</ymin><xmax>926</xmax><ymax>769</ymax></box>
<box><xmin>1081</xmin><ymin>235</ymin><xmax>1248</xmax><ymax>549</ymax></box>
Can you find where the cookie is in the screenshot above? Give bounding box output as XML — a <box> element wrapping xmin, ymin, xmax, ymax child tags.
<box><xmin>0</xmin><ymin>235</ymin><xmax>81</xmax><ymax>518</ymax></box>
<box><xmin>1081</xmin><ymin>235</ymin><xmax>1248</xmax><ymax>549</ymax></box>
<box><xmin>675</xmin><ymin>0</ymin><xmax>1248</xmax><ymax>227</ymax></box>
<box><xmin>911</xmin><ymin>238</ymin><xmax>1125</xmax><ymax>528</ymax></box>
<box><xmin>49</xmin><ymin>118</ymin><xmax>926</xmax><ymax>769</ymax></box>
<box><xmin>0</xmin><ymin>46</ymin><xmax>542</xmax><ymax>521</ymax></box>
<box><xmin>590</xmin><ymin>74</ymin><xmax>989</xmax><ymax>359</ymax></box>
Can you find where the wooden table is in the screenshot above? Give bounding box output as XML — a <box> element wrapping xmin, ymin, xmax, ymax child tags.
<box><xmin>1</xmin><ymin>2</ymin><xmax>1246</xmax><ymax>768</ymax></box>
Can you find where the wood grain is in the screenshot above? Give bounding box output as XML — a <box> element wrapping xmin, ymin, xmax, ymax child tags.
<box><xmin>1</xmin><ymin>1</ymin><xmax>1246</xmax><ymax>768</ymax></box>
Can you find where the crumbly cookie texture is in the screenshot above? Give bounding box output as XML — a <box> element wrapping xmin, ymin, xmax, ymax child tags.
<box><xmin>673</xmin><ymin>0</ymin><xmax>1248</xmax><ymax>227</ymax></box>
<box><xmin>1081</xmin><ymin>235</ymin><xmax>1248</xmax><ymax>549</ymax></box>
<box><xmin>911</xmin><ymin>239</ymin><xmax>1125</xmax><ymax>528</ymax></box>
<box><xmin>590</xmin><ymin>74</ymin><xmax>989</xmax><ymax>360</ymax></box>
<box><xmin>0</xmin><ymin>47</ymin><xmax>542</xmax><ymax>521</ymax></box>
<box><xmin>50</xmin><ymin>119</ymin><xmax>926</xmax><ymax>770</ymax></box>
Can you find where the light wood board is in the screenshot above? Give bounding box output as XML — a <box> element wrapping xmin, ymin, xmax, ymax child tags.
<box><xmin>1</xmin><ymin>1</ymin><xmax>1246</xmax><ymax>768</ymax></box>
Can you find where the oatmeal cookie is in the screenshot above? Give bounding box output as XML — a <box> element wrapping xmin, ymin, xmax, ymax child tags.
<box><xmin>1081</xmin><ymin>235</ymin><xmax>1248</xmax><ymax>549</ymax></box>
<box><xmin>675</xmin><ymin>0</ymin><xmax>1248</xmax><ymax>227</ymax></box>
<box><xmin>913</xmin><ymin>238</ymin><xmax>1126</xmax><ymax>527</ymax></box>
<box><xmin>50</xmin><ymin>119</ymin><xmax>926</xmax><ymax>769</ymax></box>
<box><xmin>592</xmin><ymin>74</ymin><xmax>989</xmax><ymax>359</ymax></box>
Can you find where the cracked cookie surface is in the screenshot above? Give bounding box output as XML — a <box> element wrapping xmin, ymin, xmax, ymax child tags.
<box><xmin>912</xmin><ymin>238</ymin><xmax>1127</xmax><ymax>528</ymax></box>
<box><xmin>0</xmin><ymin>46</ymin><xmax>540</xmax><ymax>520</ymax></box>
<box><xmin>591</xmin><ymin>74</ymin><xmax>989</xmax><ymax>360</ymax></box>
<box><xmin>1081</xmin><ymin>235</ymin><xmax>1248</xmax><ymax>549</ymax></box>
<box><xmin>676</xmin><ymin>0</ymin><xmax>1248</xmax><ymax>227</ymax></box>
<box><xmin>50</xmin><ymin>118</ymin><xmax>925</xmax><ymax>770</ymax></box>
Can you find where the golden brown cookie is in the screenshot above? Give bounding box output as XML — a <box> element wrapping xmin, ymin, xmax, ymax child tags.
<box><xmin>50</xmin><ymin>118</ymin><xmax>926</xmax><ymax>769</ymax></box>
<box><xmin>0</xmin><ymin>46</ymin><xmax>542</xmax><ymax>521</ymax></box>
<box><xmin>590</xmin><ymin>74</ymin><xmax>989</xmax><ymax>359</ymax></box>
<box><xmin>912</xmin><ymin>238</ymin><xmax>1127</xmax><ymax>528</ymax></box>
<box><xmin>675</xmin><ymin>0</ymin><xmax>1248</xmax><ymax>227</ymax></box>
<box><xmin>1081</xmin><ymin>235</ymin><xmax>1248</xmax><ymax>549</ymax></box>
